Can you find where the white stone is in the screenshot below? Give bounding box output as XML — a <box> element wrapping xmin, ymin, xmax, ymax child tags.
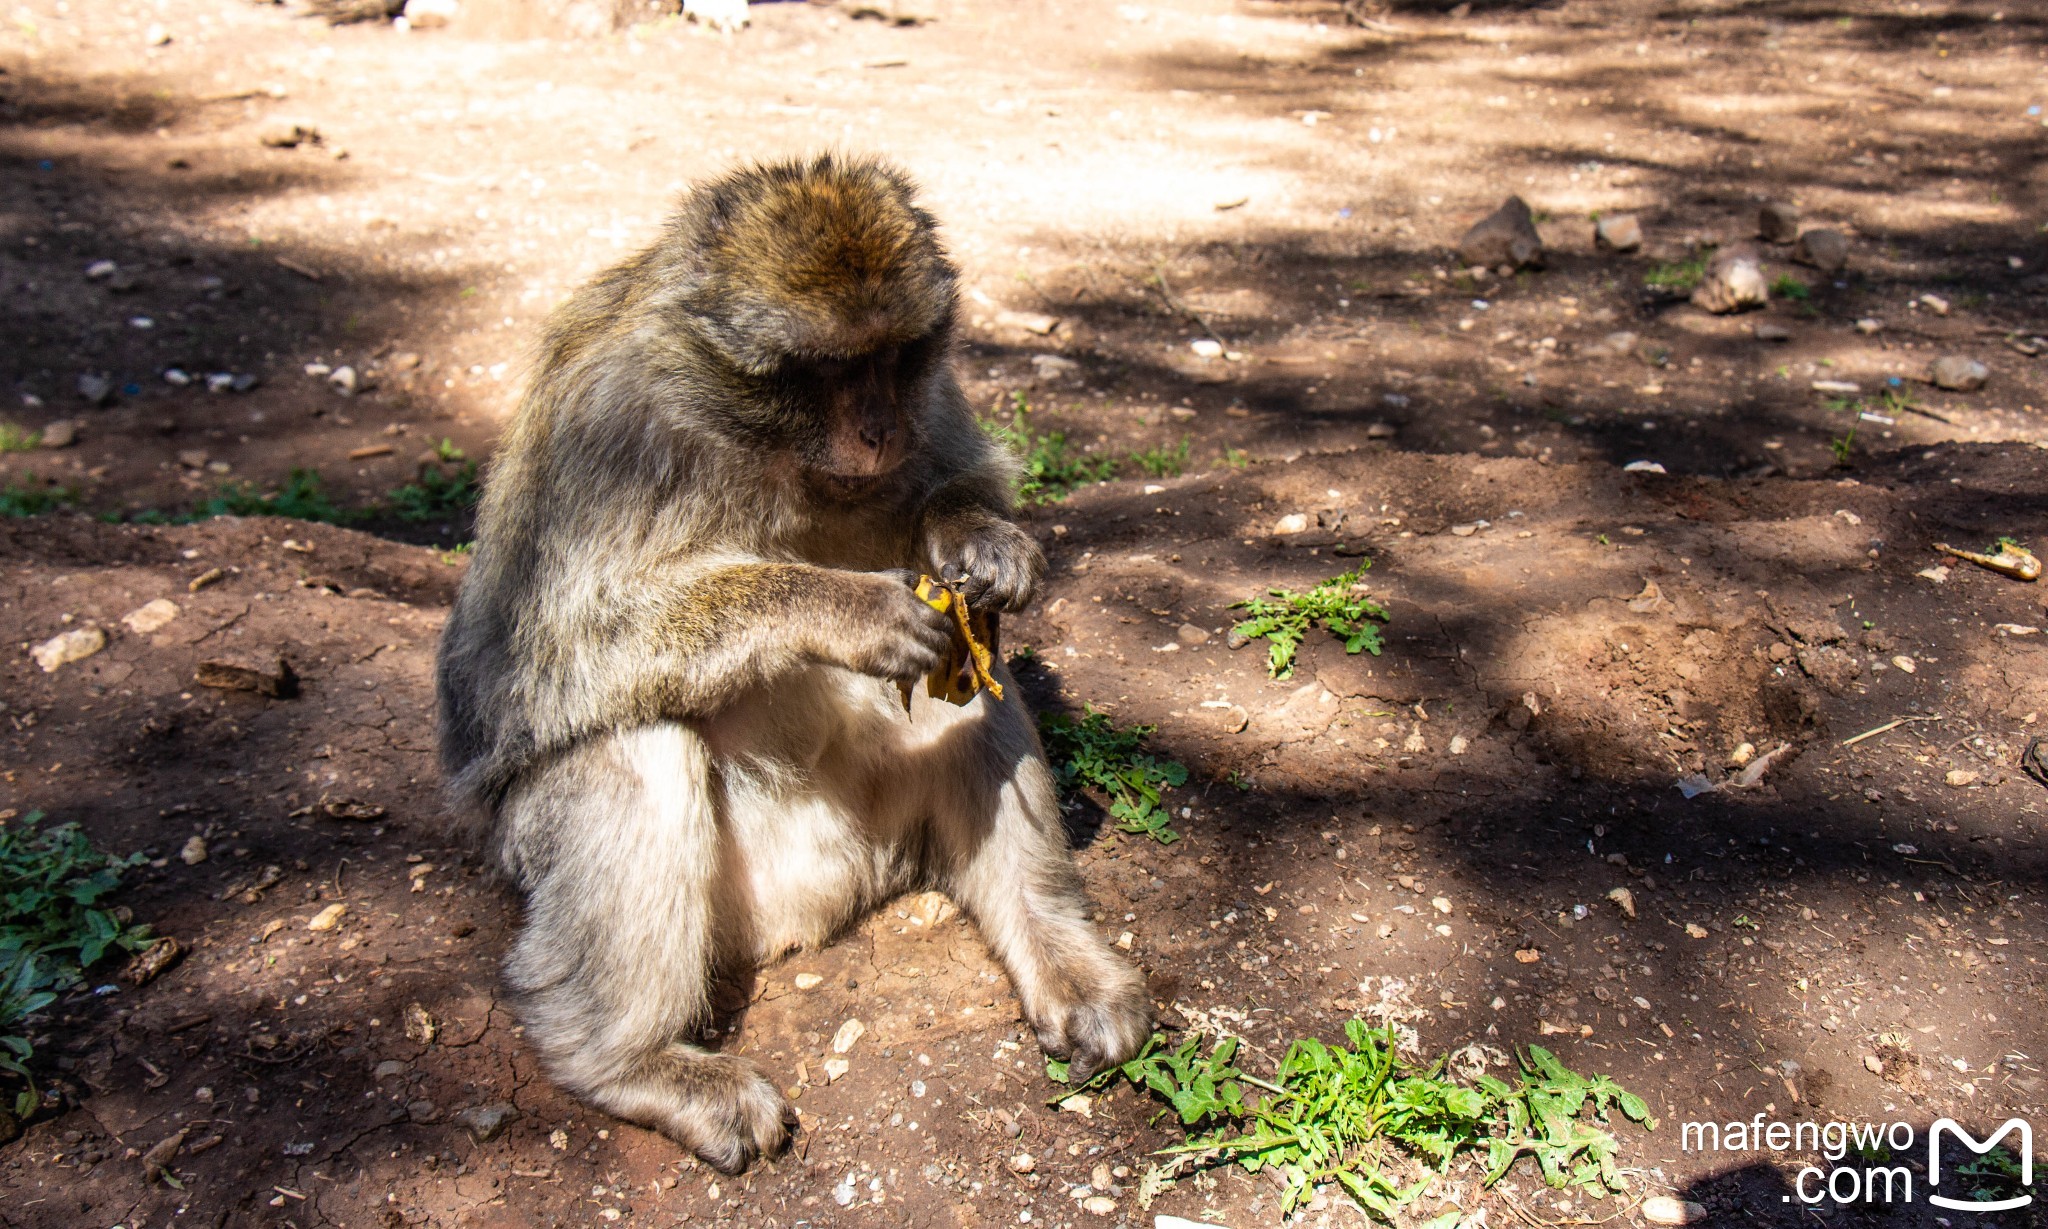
<box><xmin>121</xmin><ymin>598</ymin><xmax>180</xmax><ymax>635</ymax></box>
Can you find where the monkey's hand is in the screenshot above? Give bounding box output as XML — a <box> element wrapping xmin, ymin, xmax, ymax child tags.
<box><xmin>822</xmin><ymin>570</ymin><xmax>956</xmax><ymax>683</ymax></box>
<box><xmin>923</xmin><ymin>515</ymin><xmax>1044</xmax><ymax>613</ymax></box>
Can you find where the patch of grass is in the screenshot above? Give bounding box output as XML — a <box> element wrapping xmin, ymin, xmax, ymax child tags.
<box><xmin>1880</xmin><ymin>386</ymin><xmax>1918</xmax><ymax>416</ymax></box>
<box><xmin>1129</xmin><ymin>436</ymin><xmax>1191</xmax><ymax>479</ymax></box>
<box><xmin>1644</xmin><ymin>252</ymin><xmax>1709</xmax><ymax>293</ymax></box>
<box><xmin>1220</xmin><ymin>447</ymin><xmax>1251</xmax><ymax>470</ymax></box>
<box><xmin>0</xmin><ymin>812</ymin><xmax>154</xmax><ymax>1119</ymax></box>
<box><xmin>438</xmin><ymin>541</ymin><xmax>475</xmax><ymax>566</ymax></box>
<box><xmin>0</xmin><ymin>479</ymin><xmax>77</xmax><ymax>518</ymax></box>
<box><xmin>195</xmin><ymin>468</ymin><xmax>353</xmax><ymax>524</ymax></box>
<box><xmin>1231</xmin><ymin>563</ymin><xmax>1389</xmax><ymax>679</ymax></box>
<box><xmin>1054</xmin><ymin>1024</ymin><xmax>1655</xmax><ymax>1219</ymax></box>
<box><xmin>1038</xmin><ymin>707</ymin><xmax>1188</xmax><ymax>845</ymax></box>
<box><xmin>0</xmin><ymin>424</ymin><xmax>40</xmax><ymax>453</ymax></box>
<box><xmin>986</xmin><ymin>393</ymin><xmax>1117</xmax><ymax>504</ymax></box>
<box><xmin>387</xmin><ymin>462</ymin><xmax>481</xmax><ymax>522</ymax></box>
<box><xmin>1770</xmin><ymin>274</ymin><xmax>1811</xmax><ymax>300</ymax></box>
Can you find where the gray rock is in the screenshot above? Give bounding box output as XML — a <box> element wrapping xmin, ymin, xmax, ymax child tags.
<box><xmin>1594</xmin><ymin>213</ymin><xmax>1642</xmax><ymax>252</ymax></box>
<box><xmin>1758</xmin><ymin>200</ymin><xmax>1801</xmax><ymax>244</ymax></box>
<box><xmin>1691</xmin><ymin>244</ymin><xmax>1768</xmax><ymax>314</ymax></box>
<box><xmin>1791</xmin><ymin>228</ymin><xmax>1848</xmax><ymax>274</ymax></box>
<box><xmin>1754</xmin><ymin>321</ymin><xmax>1792</xmax><ymax>342</ymax></box>
<box><xmin>1456</xmin><ymin>196</ymin><xmax>1542</xmax><ymax>271</ymax></box>
<box><xmin>453</xmin><ymin>1102</ymin><xmax>519</xmax><ymax>1143</ymax></box>
<box><xmin>77</xmin><ymin>373</ymin><xmax>114</xmax><ymax>406</ymax></box>
<box><xmin>1929</xmin><ymin>356</ymin><xmax>1988</xmax><ymax>391</ymax></box>
<box><xmin>1584</xmin><ymin>330</ymin><xmax>1639</xmax><ymax>359</ymax></box>
<box><xmin>39</xmin><ymin>420</ymin><xmax>77</xmax><ymax>448</ymax></box>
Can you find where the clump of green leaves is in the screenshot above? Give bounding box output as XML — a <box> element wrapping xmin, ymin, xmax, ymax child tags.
<box><xmin>387</xmin><ymin>462</ymin><xmax>481</xmax><ymax>522</ymax></box>
<box><xmin>1038</xmin><ymin>707</ymin><xmax>1188</xmax><ymax>844</ymax></box>
<box><xmin>1770</xmin><ymin>274</ymin><xmax>1810</xmax><ymax>300</ymax></box>
<box><xmin>1644</xmin><ymin>252</ymin><xmax>1709</xmax><ymax>293</ymax></box>
<box><xmin>0</xmin><ymin>478</ymin><xmax>76</xmax><ymax>518</ymax></box>
<box><xmin>985</xmin><ymin>393</ymin><xmax>1117</xmax><ymax>504</ymax></box>
<box><xmin>0</xmin><ymin>813</ymin><xmax>154</xmax><ymax>1119</ymax></box>
<box><xmin>1056</xmin><ymin>1024</ymin><xmax>1655</xmax><ymax>1220</ymax></box>
<box><xmin>0</xmin><ymin>424</ymin><xmax>40</xmax><ymax>453</ymax></box>
<box><xmin>1129</xmin><ymin>437</ymin><xmax>1191</xmax><ymax>479</ymax></box>
<box><xmin>195</xmin><ymin>468</ymin><xmax>352</xmax><ymax>524</ymax></box>
<box><xmin>1231</xmin><ymin>563</ymin><xmax>1389</xmax><ymax>679</ymax></box>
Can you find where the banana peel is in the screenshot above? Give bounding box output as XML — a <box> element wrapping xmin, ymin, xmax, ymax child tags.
<box><xmin>1934</xmin><ymin>541</ymin><xmax>2042</xmax><ymax>582</ymax></box>
<box><xmin>898</xmin><ymin>575</ymin><xmax>1004</xmax><ymax>712</ymax></box>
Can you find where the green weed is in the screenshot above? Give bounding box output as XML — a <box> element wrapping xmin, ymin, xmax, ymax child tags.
<box><xmin>387</xmin><ymin>462</ymin><xmax>481</xmax><ymax>522</ymax></box>
<box><xmin>1231</xmin><ymin>563</ymin><xmax>1389</xmax><ymax>679</ymax></box>
<box><xmin>195</xmin><ymin>468</ymin><xmax>352</xmax><ymax>524</ymax></box>
<box><xmin>1220</xmin><ymin>448</ymin><xmax>1251</xmax><ymax>470</ymax></box>
<box><xmin>432</xmin><ymin>437</ymin><xmax>467</xmax><ymax>463</ymax></box>
<box><xmin>0</xmin><ymin>479</ymin><xmax>76</xmax><ymax>518</ymax></box>
<box><xmin>1831</xmin><ymin>429</ymin><xmax>1856</xmax><ymax>467</ymax></box>
<box><xmin>1770</xmin><ymin>274</ymin><xmax>1810</xmax><ymax>301</ymax></box>
<box><xmin>986</xmin><ymin>393</ymin><xmax>1117</xmax><ymax>504</ymax></box>
<box><xmin>0</xmin><ymin>813</ymin><xmax>154</xmax><ymax>1119</ymax></box>
<box><xmin>1055</xmin><ymin>1025</ymin><xmax>1654</xmax><ymax>1219</ymax></box>
<box><xmin>0</xmin><ymin>424</ymin><xmax>40</xmax><ymax>453</ymax></box>
<box><xmin>1644</xmin><ymin>252</ymin><xmax>1709</xmax><ymax>293</ymax></box>
<box><xmin>438</xmin><ymin>541</ymin><xmax>476</xmax><ymax>566</ymax></box>
<box><xmin>1129</xmin><ymin>437</ymin><xmax>1192</xmax><ymax>479</ymax></box>
<box><xmin>1038</xmin><ymin>707</ymin><xmax>1188</xmax><ymax>845</ymax></box>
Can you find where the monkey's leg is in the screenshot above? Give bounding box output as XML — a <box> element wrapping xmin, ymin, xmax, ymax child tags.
<box><xmin>923</xmin><ymin>697</ymin><xmax>1151</xmax><ymax>1082</ymax></box>
<box><xmin>499</xmin><ymin>725</ymin><xmax>790</xmax><ymax>1172</ymax></box>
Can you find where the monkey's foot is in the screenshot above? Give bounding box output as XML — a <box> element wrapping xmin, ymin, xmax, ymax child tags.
<box><xmin>597</xmin><ymin>1047</ymin><xmax>793</xmax><ymax>1173</ymax></box>
<box><xmin>1031</xmin><ymin>968</ymin><xmax>1152</xmax><ymax>1085</ymax></box>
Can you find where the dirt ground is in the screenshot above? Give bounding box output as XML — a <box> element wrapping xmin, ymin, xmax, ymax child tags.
<box><xmin>3</xmin><ymin>0</ymin><xmax>2046</xmax><ymax>1226</ymax></box>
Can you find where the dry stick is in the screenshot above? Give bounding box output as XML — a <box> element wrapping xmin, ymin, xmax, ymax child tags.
<box><xmin>1840</xmin><ymin>714</ymin><xmax>1941</xmax><ymax>747</ymax></box>
<box><xmin>1149</xmin><ymin>260</ymin><xmax>1224</xmax><ymax>347</ymax></box>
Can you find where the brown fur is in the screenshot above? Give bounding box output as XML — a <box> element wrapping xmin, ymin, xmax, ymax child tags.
<box><xmin>435</xmin><ymin>154</ymin><xmax>1147</xmax><ymax>1172</ymax></box>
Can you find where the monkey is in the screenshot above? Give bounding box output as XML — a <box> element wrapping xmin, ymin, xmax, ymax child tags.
<box><xmin>435</xmin><ymin>154</ymin><xmax>1150</xmax><ymax>1173</ymax></box>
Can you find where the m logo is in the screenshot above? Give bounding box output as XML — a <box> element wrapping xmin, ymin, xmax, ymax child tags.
<box><xmin>1927</xmin><ymin>1118</ymin><xmax>2033</xmax><ymax>1212</ymax></box>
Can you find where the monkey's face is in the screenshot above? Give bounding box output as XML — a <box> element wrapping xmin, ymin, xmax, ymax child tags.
<box><xmin>762</xmin><ymin>339</ymin><xmax>938</xmax><ymax>496</ymax></box>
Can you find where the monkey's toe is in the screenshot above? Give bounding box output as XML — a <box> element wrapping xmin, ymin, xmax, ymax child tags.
<box><xmin>657</xmin><ymin>1051</ymin><xmax>793</xmax><ymax>1173</ymax></box>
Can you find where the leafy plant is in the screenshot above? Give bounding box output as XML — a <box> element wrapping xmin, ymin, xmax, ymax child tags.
<box><xmin>1770</xmin><ymin>274</ymin><xmax>1811</xmax><ymax>300</ymax></box>
<box><xmin>1953</xmin><ymin>1145</ymin><xmax>2029</xmax><ymax>1205</ymax></box>
<box><xmin>1038</xmin><ymin>707</ymin><xmax>1188</xmax><ymax>844</ymax></box>
<box><xmin>0</xmin><ymin>813</ymin><xmax>153</xmax><ymax>1119</ymax></box>
<box><xmin>0</xmin><ymin>478</ymin><xmax>76</xmax><ymax>518</ymax></box>
<box><xmin>387</xmin><ymin>462</ymin><xmax>481</xmax><ymax>522</ymax></box>
<box><xmin>432</xmin><ymin>437</ymin><xmax>467</xmax><ymax>463</ymax></box>
<box><xmin>195</xmin><ymin>468</ymin><xmax>352</xmax><ymax>524</ymax></box>
<box><xmin>1129</xmin><ymin>436</ymin><xmax>1191</xmax><ymax>479</ymax></box>
<box><xmin>985</xmin><ymin>393</ymin><xmax>1117</xmax><ymax>504</ymax></box>
<box><xmin>1231</xmin><ymin>563</ymin><xmax>1389</xmax><ymax>679</ymax></box>
<box><xmin>1221</xmin><ymin>447</ymin><xmax>1251</xmax><ymax>470</ymax></box>
<box><xmin>0</xmin><ymin>423</ymin><xmax>40</xmax><ymax>453</ymax></box>
<box><xmin>1055</xmin><ymin>1024</ymin><xmax>1654</xmax><ymax>1220</ymax></box>
<box><xmin>1644</xmin><ymin>252</ymin><xmax>1709</xmax><ymax>293</ymax></box>
<box><xmin>1830</xmin><ymin>429</ymin><xmax>1856</xmax><ymax>467</ymax></box>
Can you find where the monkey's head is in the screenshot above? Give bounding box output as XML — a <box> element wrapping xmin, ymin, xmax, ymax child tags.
<box><xmin>679</xmin><ymin>155</ymin><xmax>958</xmax><ymax>494</ymax></box>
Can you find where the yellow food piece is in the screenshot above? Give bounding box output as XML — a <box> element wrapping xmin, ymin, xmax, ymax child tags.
<box><xmin>897</xmin><ymin>575</ymin><xmax>1005</xmax><ymax>711</ymax></box>
<box><xmin>1934</xmin><ymin>541</ymin><xmax>2043</xmax><ymax>582</ymax></box>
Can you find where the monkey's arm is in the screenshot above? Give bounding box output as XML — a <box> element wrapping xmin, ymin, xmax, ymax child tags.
<box><xmin>530</xmin><ymin>561</ymin><xmax>953</xmax><ymax>740</ymax></box>
<box><xmin>916</xmin><ymin>428</ymin><xmax>1045</xmax><ymax>613</ymax></box>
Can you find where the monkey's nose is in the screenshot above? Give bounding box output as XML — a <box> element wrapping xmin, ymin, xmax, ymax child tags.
<box><xmin>858</xmin><ymin>422</ymin><xmax>897</xmax><ymax>452</ymax></box>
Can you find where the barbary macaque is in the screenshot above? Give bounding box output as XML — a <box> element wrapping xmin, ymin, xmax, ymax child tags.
<box><xmin>435</xmin><ymin>154</ymin><xmax>1148</xmax><ymax>1171</ymax></box>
